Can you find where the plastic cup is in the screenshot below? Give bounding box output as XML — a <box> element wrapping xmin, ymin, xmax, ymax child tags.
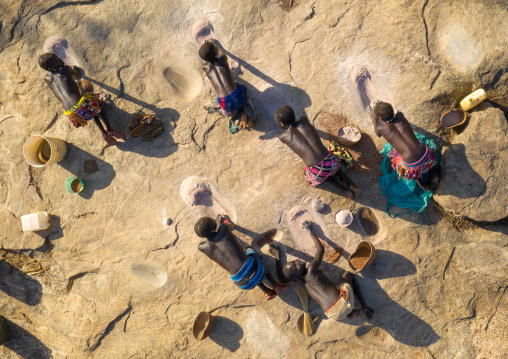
<box><xmin>23</xmin><ymin>136</ymin><xmax>67</xmax><ymax>167</ymax></box>
<box><xmin>66</xmin><ymin>177</ymin><xmax>84</xmax><ymax>194</ymax></box>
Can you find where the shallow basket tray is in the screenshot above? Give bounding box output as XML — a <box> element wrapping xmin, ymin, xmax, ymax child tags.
<box><xmin>348</xmin><ymin>240</ymin><xmax>376</xmax><ymax>272</ymax></box>
<box><xmin>192</xmin><ymin>312</ymin><xmax>215</xmax><ymax>340</ymax></box>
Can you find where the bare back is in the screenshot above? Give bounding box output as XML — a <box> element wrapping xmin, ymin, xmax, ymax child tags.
<box><xmin>375</xmin><ymin>113</ymin><xmax>426</xmax><ymax>163</ymax></box>
<box><xmin>198</xmin><ymin>224</ymin><xmax>248</xmax><ymax>275</ymax></box>
<box><xmin>278</xmin><ymin>116</ymin><xmax>329</xmax><ymax>167</ymax></box>
<box><xmin>44</xmin><ymin>65</ymin><xmax>82</xmax><ymax>110</ymax></box>
<box><xmin>201</xmin><ymin>49</ymin><xmax>236</xmax><ymax>98</ymax></box>
<box><xmin>304</xmin><ymin>265</ymin><xmax>341</xmax><ymax>311</ymax></box>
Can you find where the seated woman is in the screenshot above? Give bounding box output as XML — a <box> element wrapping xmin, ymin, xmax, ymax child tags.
<box><xmin>199</xmin><ymin>41</ymin><xmax>254</xmax><ymax>131</ymax></box>
<box><xmin>38</xmin><ymin>53</ymin><xmax>124</xmax><ymax>146</ymax></box>
<box><xmin>367</xmin><ymin>101</ymin><xmax>439</xmax><ymax>191</ymax></box>
<box><xmin>270</xmin><ymin>220</ymin><xmax>373</xmax><ymax>321</ymax></box>
<box><xmin>275</xmin><ymin>106</ymin><xmax>360</xmax><ymax>199</ymax></box>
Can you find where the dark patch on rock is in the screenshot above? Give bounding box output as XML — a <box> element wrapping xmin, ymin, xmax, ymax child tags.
<box><xmin>84</xmin><ymin>159</ymin><xmax>99</xmax><ymax>174</ymax></box>
<box><xmin>280</xmin><ymin>0</ymin><xmax>299</xmax><ymax>12</ymax></box>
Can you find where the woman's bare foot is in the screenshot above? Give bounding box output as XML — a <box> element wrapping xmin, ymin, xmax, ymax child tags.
<box><xmin>263</xmin><ymin>289</ymin><xmax>277</xmax><ymax>300</ymax></box>
<box><xmin>107</xmin><ymin>129</ymin><xmax>125</xmax><ymax>140</ymax></box>
<box><xmin>273</xmin><ymin>284</ymin><xmax>288</xmax><ymax>295</ymax></box>
<box><xmin>103</xmin><ymin>134</ymin><xmax>117</xmax><ymax>146</ymax></box>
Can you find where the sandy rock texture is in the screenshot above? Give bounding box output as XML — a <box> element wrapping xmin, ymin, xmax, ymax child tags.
<box><xmin>434</xmin><ymin>103</ymin><xmax>508</xmax><ymax>222</ymax></box>
<box><xmin>0</xmin><ymin>0</ymin><xmax>507</xmax><ymax>358</ymax></box>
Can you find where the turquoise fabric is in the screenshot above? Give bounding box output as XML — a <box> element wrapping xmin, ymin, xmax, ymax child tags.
<box><xmin>378</xmin><ymin>132</ymin><xmax>440</xmax><ymax>217</ymax></box>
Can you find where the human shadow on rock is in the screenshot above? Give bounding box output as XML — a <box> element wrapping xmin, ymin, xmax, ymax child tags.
<box><xmin>436</xmin><ymin>144</ymin><xmax>486</xmax><ymax>199</ymax></box>
<box><xmin>59</xmin><ymin>143</ymin><xmax>115</xmax><ymax>200</ymax></box>
<box><xmin>3</xmin><ymin>318</ymin><xmax>52</xmax><ymax>358</ymax></box>
<box><xmin>0</xmin><ymin>261</ymin><xmax>42</xmax><ymax>306</ymax></box>
<box><xmin>355</xmin><ymin>251</ymin><xmax>439</xmax><ymax>347</ymax></box>
<box><xmin>209</xmin><ymin>316</ymin><xmax>243</xmax><ymax>352</ymax></box>
<box><xmin>478</xmin><ymin>217</ymin><xmax>508</xmax><ymax>236</ymax></box>
<box><xmin>221</xmin><ymin>47</ymin><xmax>312</xmax><ymax>140</ymax></box>
<box><xmin>87</xmin><ymin>78</ymin><xmax>179</xmax><ymax>158</ymax></box>
<box><xmin>360</xmin><ymin>250</ymin><xmax>416</xmax><ymax>279</ymax></box>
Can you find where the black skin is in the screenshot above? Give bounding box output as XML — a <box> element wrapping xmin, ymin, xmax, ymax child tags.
<box><xmin>270</xmin><ymin>220</ymin><xmax>373</xmax><ymax>321</ymax></box>
<box><xmin>197</xmin><ymin>217</ymin><xmax>280</xmax><ymax>298</ymax></box>
<box><xmin>201</xmin><ymin>41</ymin><xmax>253</xmax><ymax>130</ymax></box>
<box><xmin>367</xmin><ymin>105</ymin><xmax>440</xmax><ymax>191</ymax></box>
<box><xmin>41</xmin><ymin>54</ymin><xmax>117</xmax><ymax>143</ymax></box>
<box><xmin>277</xmin><ymin>115</ymin><xmax>361</xmax><ymax>199</ymax></box>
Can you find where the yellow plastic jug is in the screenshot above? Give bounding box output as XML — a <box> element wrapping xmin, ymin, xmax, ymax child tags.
<box><xmin>460</xmin><ymin>89</ymin><xmax>487</xmax><ymax>111</ymax></box>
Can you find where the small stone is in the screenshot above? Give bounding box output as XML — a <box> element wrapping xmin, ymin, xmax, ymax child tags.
<box><xmin>312</xmin><ymin>198</ymin><xmax>327</xmax><ymax>213</ymax></box>
<box><xmin>166</xmin><ymin>218</ymin><xmax>173</xmax><ymax>226</ymax></box>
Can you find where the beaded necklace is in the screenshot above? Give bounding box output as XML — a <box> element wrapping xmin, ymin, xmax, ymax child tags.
<box><xmin>49</xmin><ymin>65</ymin><xmax>64</xmax><ymax>73</ymax></box>
<box><xmin>379</xmin><ymin>116</ymin><xmax>395</xmax><ymax>125</ymax></box>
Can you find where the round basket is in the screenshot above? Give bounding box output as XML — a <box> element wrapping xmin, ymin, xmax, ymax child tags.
<box><xmin>348</xmin><ymin>241</ymin><xmax>376</xmax><ymax>272</ymax></box>
<box><xmin>192</xmin><ymin>312</ymin><xmax>215</xmax><ymax>340</ymax></box>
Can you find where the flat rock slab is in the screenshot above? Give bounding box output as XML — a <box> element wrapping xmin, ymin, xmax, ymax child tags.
<box><xmin>434</xmin><ymin>103</ymin><xmax>508</xmax><ymax>222</ymax></box>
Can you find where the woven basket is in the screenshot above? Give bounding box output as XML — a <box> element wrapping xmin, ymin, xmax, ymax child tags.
<box><xmin>348</xmin><ymin>241</ymin><xmax>376</xmax><ymax>272</ymax></box>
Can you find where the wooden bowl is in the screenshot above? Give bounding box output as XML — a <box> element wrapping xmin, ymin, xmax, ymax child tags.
<box><xmin>348</xmin><ymin>241</ymin><xmax>376</xmax><ymax>272</ymax></box>
<box><xmin>440</xmin><ymin>109</ymin><xmax>466</xmax><ymax>128</ymax></box>
<box><xmin>192</xmin><ymin>312</ymin><xmax>215</xmax><ymax>340</ymax></box>
<box><xmin>337</xmin><ymin>126</ymin><xmax>361</xmax><ymax>145</ymax></box>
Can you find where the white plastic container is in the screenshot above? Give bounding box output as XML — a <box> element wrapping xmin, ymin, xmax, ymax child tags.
<box><xmin>21</xmin><ymin>212</ymin><xmax>50</xmax><ymax>232</ymax></box>
<box><xmin>460</xmin><ymin>89</ymin><xmax>487</xmax><ymax>111</ymax></box>
<box><xmin>23</xmin><ymin>135</ymin><xmax>67</xmax><ymax>167</ymax></box>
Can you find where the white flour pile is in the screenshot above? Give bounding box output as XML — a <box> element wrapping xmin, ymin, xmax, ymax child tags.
<box><xmin>286</xmin><ymin>205</ymin><xmax>317</xmax><ymax>255</ymax></box>
<box><xmin>43</xmin><ymin>35</ymin><xmax>84</xmax><ymax>81</ymax></box>
<box><xmin>180</xmin><ymin>176</ymin><xmax>225</xmax><ymax>219</ymax></box>
<box><xmin>191</xmin><ymin>19</ymin><xmax>215</xmax><ymax>47</ymax></box>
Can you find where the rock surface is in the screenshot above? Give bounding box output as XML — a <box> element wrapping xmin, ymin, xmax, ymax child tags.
<box><xmin>0</xmin><ymin>0</ymin><xmax>507</xmax><ymax>358</ymax></box>
<box><xmin>434</xmin><ymin>103</ymin><xmax>508</xmax><ymax>221</ymax></box>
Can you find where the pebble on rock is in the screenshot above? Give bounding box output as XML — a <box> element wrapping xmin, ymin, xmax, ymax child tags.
<box><xmin>312</xmin><ymin>198</ymin><xmax>327</xmax><ymax>213</ymax></box>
